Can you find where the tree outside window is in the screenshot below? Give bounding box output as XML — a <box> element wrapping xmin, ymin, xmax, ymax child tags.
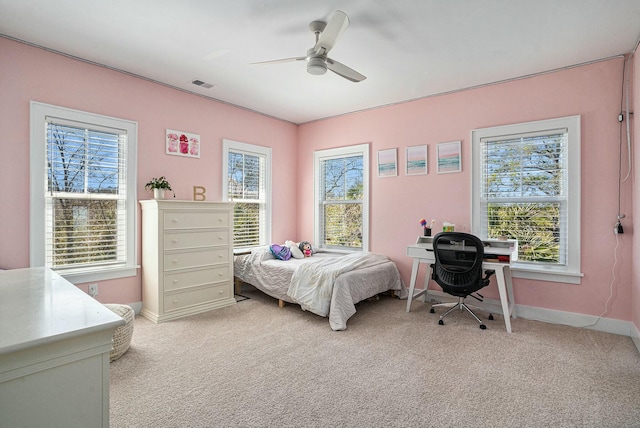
<box><xmin>314</xmin><ymin>144</ymin><xmax>369</xmax><ymax>252</ymax></box>
<box><xmin>472</xmin><ymin>116</ymin><xmax>581</xmax><ymax>283</ymax></box>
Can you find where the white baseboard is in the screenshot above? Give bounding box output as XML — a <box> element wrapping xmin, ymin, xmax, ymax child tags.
<box><xmin>514</xmin><ymin>304</ymin><xmax>631</xmax><ymax>336</ymax></box>
<box><xmin>424</xmin><ymin>290</ymin><xmax>634</xmax><ymax>338</ymax></box>
<box><xmin>131</xmin><ymin>290</ymin><xmax>640</xmax><ymax>349</ymax></box>
<box><xmin>632</xmin><ymin>322</ymin><xmax>640</xmax><ymax>353</ymax></box>
<box><xmin>127</xmin><ymin>301</ymin><xmax>142</xmax><ymax>314</ymax></box>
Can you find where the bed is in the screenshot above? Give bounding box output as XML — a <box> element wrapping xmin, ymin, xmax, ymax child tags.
<box><xmin>233</xmin><ymin>247</ymin><xmax>405</xmax><ymax>330</ymax></box>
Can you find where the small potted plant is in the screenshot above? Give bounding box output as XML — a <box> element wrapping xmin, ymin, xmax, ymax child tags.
<box><xmin>145</xmin><ymin>176</ymin><xmax>175</xmax><ymax>199</ymax></box>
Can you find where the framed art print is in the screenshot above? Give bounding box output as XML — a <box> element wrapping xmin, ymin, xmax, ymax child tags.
<box><xmin>437</xmin><ymin>140</ymin><xmax>461</xmax><ymax>173</ymax></box>
<box><xmin>405</xmin><ymin>145</ymin><xmax>428</xmax><ymax>175</ymax></box>
<box><xmin>377</xmin><ymin>148</ymin><xmax>397</xmax><ymax>177</ymax></box>
<box><xmin>166</xmin><ymin>129</ymin><xmax>200</xmax><ymax>158</ymax></box>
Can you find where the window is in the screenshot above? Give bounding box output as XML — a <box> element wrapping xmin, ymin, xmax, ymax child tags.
<box><xmin>30</xmin><ymin>101</ymin><xmax>138</xmax><ymax>283</ymax></box>
<box><xmin>222</xmin><ymin>139</ymin><xmax>271</xmax><ymax>252</ymax></box>
<box><xmin>314</xmin><ymin>144</ymin><xmax>369</xmax><ymax>252</ymax></box>
<box><xmin>471</xmin><ymin>116</ymin><xmax>581</xmax><ymax>284</ymax></box>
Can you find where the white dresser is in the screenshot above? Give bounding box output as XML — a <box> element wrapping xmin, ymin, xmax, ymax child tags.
<box><xmin>140</xmin><ymin>200</ymin><xmax>236</xmax><ymax>323</ymax></box>
<box><xmin>0</xmin><ymin>267</ymin><xmax>124</xmax><ymax>428</ymax></box>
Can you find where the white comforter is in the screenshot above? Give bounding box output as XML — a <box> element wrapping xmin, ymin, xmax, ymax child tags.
<box><xmin>287</xmin><ymin>252</ymin><xmax>392</xmax><ymax>317</ymax></box>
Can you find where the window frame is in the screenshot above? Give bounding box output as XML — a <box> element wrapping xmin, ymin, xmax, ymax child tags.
<box><xmin>313</xmin><ymin>144</ymin><xmax>370</xmax><ymax>253</ymax></box>
<box><xmin>221</xmin><ymin>139</ymin><xmax>272</xmax><ymax>253</ymax></box>
<box><xmin>471</xmin><ymin>115</ymin><xmax>582</xmax><ymax>284</ymax></box>
<box><xmin>30</xmin><ymin>101</ymin><xmax>138</xmax><ymax>283</ymax></box>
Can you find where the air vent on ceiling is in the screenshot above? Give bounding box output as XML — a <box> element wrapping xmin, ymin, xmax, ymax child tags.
<box><xmin>191</xmin><ymin>79</ymin><xmax>214</xmax><ymax>89</ymax></box>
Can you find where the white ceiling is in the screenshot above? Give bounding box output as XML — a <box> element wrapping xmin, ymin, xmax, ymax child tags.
<box><xmin>2</xmin><ymin>0</ymin><xmax>640</xmax><ymax>124</ymax></box>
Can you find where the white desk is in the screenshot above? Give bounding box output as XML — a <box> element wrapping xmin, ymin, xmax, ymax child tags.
<box><xmin>405</xmin><ymin>237</ymin><xmax>517</xmax><ymax>333</ymax></box>
<box><xmin>0</xmin><ymin>267</ymin><xmax>124</xmax><ymax>427</ymax></box>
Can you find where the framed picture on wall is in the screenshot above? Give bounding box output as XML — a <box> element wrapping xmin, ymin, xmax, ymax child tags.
<box><xmin>437</xmin><ymin>140</ymin><xmax>461</xmax><ymax>173</ymax></box>
<box><xmin>166</xmin><ymin>129</ymin><xmax>201</xmax><ymax>158</ymax></box>
<box><xmin>377</xmin><ymin>148</ymin><xmax>398</xmax><ymax>177</ymax></box>
<box><xmin>405</xmin><ymin>145</ymin><xmax>428</xmax><ymax>175</ymax></box>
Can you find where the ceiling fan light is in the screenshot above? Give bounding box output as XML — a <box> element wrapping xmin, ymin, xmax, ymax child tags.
<box><xmin>307</xmin><ymin>57</ymin><xmax>327</xmax><ymax>75</ymax></box>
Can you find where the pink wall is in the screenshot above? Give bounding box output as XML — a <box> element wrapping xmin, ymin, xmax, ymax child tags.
<box><xmin>0</xmin><ymin>38</ymin><xmax>298</xmax><ymax>304</ymax></box>
<box><xmin>0</xmin><ymin>37</ymin><xmax>635</xmax><ymax>323</ymax></box>
<box><xmin>298</xmin><ymin>58</ymin><xmax>634</xmax><ymax>320</ymax></box>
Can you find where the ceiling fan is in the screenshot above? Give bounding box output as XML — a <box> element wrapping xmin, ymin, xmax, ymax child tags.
<box><xmin>252</xmin><ymin>10</ymin><xmax>366</xmax><ymax>82</ymax></box>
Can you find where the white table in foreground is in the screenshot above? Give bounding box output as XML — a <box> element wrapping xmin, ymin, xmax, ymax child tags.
<box><xmin>0</xmin><ymin>267</ymin><xmax>124</xmax><ymax>427</ymax></box>
<box><xmin>405</xmin><ymin>237</ymin><xmax>517</xmax><ymax>333</ymax></box>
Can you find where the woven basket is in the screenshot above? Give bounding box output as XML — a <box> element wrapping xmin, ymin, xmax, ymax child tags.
<box><xmin>104</xmin><ymin>304</ymin><xmax>135</xmax><ymax>362</ymax></box>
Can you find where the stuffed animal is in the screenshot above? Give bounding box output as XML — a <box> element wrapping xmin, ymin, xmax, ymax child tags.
<box><xmin>298</xmin><ymin>241</ymin><xmax>312</xmax><ymax>257</ymax></box>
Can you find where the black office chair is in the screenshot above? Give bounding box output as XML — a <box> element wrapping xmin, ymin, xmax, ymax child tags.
<box><xmin>429</xmin><ymin>232</ymin><xmax>495</xmax><ymax>329</ymax></box>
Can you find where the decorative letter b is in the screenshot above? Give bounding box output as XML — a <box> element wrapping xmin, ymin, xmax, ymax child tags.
<box><xmin>193</xmin><ymin>186</ymin><xmax>206</xmax><ymax>201</ymax></box>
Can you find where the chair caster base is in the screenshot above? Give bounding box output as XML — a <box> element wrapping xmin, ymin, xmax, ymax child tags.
<box><xmin>479</xmin><ymin>324</ymin><xmax>486</xmax><ymax>330</ymax></box>
<box><xmin>430</xmin><ymin>308</ymin><xmax>435</xmax><ymax>314</ymax></box>
<box><xmin>488</xmin><ymin>314</ymin><xmax>494</xmax><ymax>320</ymax></box>
<box><xmin>438</xmin><ymin>320</ymin><xmax>444</xmax><ymax>325</ymax></box>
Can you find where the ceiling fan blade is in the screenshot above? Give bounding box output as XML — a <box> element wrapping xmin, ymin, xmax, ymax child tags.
<box><xmin>250</xmin><ymin>56</ymin><xmax>306</xmax><ymax>65</ymax></box>
<box><xmin>314</xmin><ymin>10</ymin><xmax>349</xmax><ymax>55</ymax></box>
<box><xmin>326</xmin><ymin>57</ymin><xmax>366</xmax><ymax>82</ymax></box>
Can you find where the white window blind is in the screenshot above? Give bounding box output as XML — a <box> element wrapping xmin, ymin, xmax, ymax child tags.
<box><xmin>472</xmin><ymin>115</ymin><xmax>581</xmax><ymax>283</ymax></box>
<box><xmin>314</xmin><ymin>144</ymin><xmax>369</xmax><ymax>252</ymax></box>
<box><xmin>223</xmin><ymin>140</ymin><xmax>271</xmax><ymax>251</ymax></box>
<box><xmin>480</xmin><ymin>129</ymin><xmax>568</xmax><ymax>265</ymax></box>
<box><xmin>319</xmin><ymin>155</ymin><xmax>364</xmax><ymax>249</ymax></box>
<box><xmin>30</xmin><ymin>102</ymin><xmax>137</xmax><ymax>283</ymax></box>
<box><xmin>45</xmin><ymin>118</ymin><xmax>128</xmax><ymax>269</ymax></box>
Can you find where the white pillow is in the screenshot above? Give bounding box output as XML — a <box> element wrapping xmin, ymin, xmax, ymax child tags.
<box><xmin>252</xmin><ymin>246</ymin><xmax>275</xmax><ymax>262</ymax></box>
<box><xmin>286</xmin><ymin>240</ymin><xmax>304</xmax><ymax>259</ymax></box>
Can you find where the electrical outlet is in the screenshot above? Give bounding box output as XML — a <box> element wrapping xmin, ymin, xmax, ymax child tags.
<box><xmin>88</xmin><ymin>283</ymin><xmax>98</xmax><ymax>297</ymax></box>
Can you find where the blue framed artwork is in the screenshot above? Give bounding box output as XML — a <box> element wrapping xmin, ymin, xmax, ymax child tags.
<box><xmin>437</xmin><ymin>141</ymin><xmax>461</xmax><ymax>173</ymax></box>
<box><xmin>377</xmin><ymin>148</ymin><xmax>397</xmax><ymax>177</ymax></box>
<box><xmin>406</xmin><ymin>145</ymin><xmax>428</xmax><ymax>175</ymax></box>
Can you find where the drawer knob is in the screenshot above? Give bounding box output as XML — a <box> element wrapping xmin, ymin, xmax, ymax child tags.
<box><xmin>172</xmin><ymin>218</ymin><xmax>179</xmax><ymax>223</ymax></box>
<box><xmin>172</xmin><ymin>239</ymin><xmax>179</xmax><ymax>243</ymax></box>
<box><xmin>173</xmin><ymin>280</ymin><xmax>178</xmax><ymax>284</ymax></box>
<box><xmin>172</xmin><ymin>259</ymin><xmax>178</xmax><ymax>264</ymax></box>
<box><xmin>173</xmin><ymin>299</ymin><xmax>178</xmax><ymax>304</ymax></box>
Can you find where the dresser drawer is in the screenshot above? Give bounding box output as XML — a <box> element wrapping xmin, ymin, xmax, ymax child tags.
<box><xmin>164</xmin><ymin>230</ymin><xmax>225</xmax><ymax>250</ymax></box>
<box><xmin>164</xmin><ymin>210</ymin><xmax>229</xmax><ymax>230</ymax></box>
<box><xmin>164</xmin><ymin>266</ymin><xmax>230</xmax><ymax>292</ymax></box>
<box><xmin>163</xmin><ymin>248</ymin><xmax>229</xmax><ymax>271</ymax></box>
<box><xmin>164</xmin><ymin>283</ymin><xmax>231</xmax><ymax>312</ymax></box>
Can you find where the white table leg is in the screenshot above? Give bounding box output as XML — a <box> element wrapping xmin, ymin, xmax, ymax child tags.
<box><xmin>406</xmin><ymin>258</ymin><xmax>420</xmax><ymax>312</ymax></box>
<box><xmin>422</xmin><ymin>264</ymin><xmax>433</xmax><ymax>303</ymax></box>
<box><xmin>494</xmin><ymin>266</ymin><xmax>512</xmax><ymax>333</ymax></box>
<box><xmin>504</xmin><ymin>265</ymin><xmax>516</xmax><ymax>319</ymax></box>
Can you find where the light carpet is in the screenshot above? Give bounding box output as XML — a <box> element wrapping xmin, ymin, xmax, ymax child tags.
<box><xmin>110</xmin><ymin>286</ymin><xmax>640</xmax><ymax>428</ymax></box>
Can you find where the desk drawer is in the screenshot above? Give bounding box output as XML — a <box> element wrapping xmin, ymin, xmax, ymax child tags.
<box><xmin>163</xmin><ymin>283</ymin><xmax>231</xmax><ymax>312</ymax></box>
<box><xmin>164</xmin><ymin>266</ymin><xmax>230</xmax><ymax>292</ymax></box>
<box><xmin>406</xmin><ymin>246</ymin><xmax>435</xmax><ymax>260</ymax></box>
<box><xmin>163</xmin><ymin>248</ymin><xmax>228</xmax><ymax>271</ymax></box>
<box><xmin>164</xmin><ymin>210</ymin><xmax>229</xmax><ymax>230</ymax></box>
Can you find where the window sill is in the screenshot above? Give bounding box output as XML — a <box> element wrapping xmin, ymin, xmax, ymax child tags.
<box><xmin>55</xmin><ymin>265</ymin><xmax>139</xmax><ymax>285</ymax></box>
<box><xmin>234</xmin><ymin>246</ymin><xmax>265</xmax><ymax>255</ymax></box>
<box><xmin>317</xmin><ymin>246</ymin><xmax>365</xmax><ymax>254</ymax></box>
<box><xmin>511</xmin><ymin>265</ymin><xmax>583</xmax><ymax>284</ymax></box>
